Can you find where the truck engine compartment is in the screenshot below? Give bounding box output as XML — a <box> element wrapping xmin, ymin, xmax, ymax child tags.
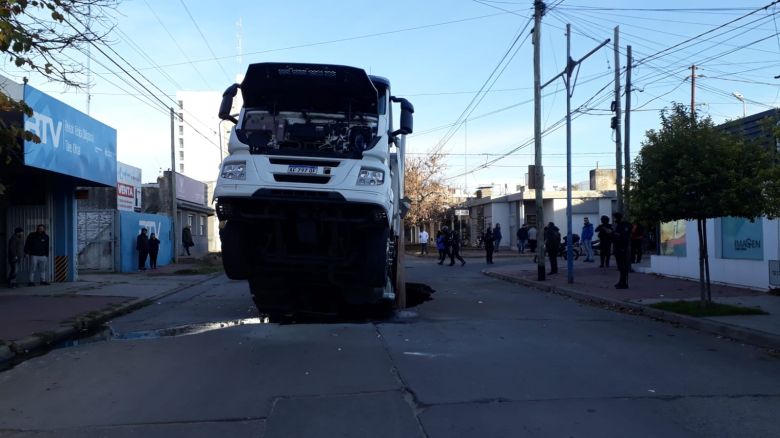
<box><xmin>237</xmin><ymin>110</ymin><xmax>379</xmax><ymax>158</ymax></box>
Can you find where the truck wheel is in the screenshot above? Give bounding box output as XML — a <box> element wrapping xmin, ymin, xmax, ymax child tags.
<box><xmin>220</xmin><ymin>221</ymin><xmax>250</xmax><ymax>280</ymax></box>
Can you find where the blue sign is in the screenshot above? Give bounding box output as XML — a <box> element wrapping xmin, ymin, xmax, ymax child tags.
<box><xmin>119</xmin><ymin>211</ymin><xmax>173</xmax><ymax>272</ymax></box>
<box><xmin>721</xmin><ymin>217</ymin><xmax>763</xmax><ymax>260</ymax></box>
<box><xmin>23</xmin><ymin>85</ymin><xmax>117</xmax><ymax>186</ymax></box>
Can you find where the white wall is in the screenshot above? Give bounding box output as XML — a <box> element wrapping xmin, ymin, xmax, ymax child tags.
<box><xmin>649</xmin><ymin>217</ymin><xmax>780</xmax><ymax>290</ymax></box>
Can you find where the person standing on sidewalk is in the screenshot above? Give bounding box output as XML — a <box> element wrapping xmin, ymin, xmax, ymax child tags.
<box><xmin>493</xmin><ymin>223</ymin><xmax>502</xmax><ymax>252</ymax></box>
<box><xmin>24</xmin><ymin>224</ymin><xmax>50</xmax><ymax>286</ymax></box>
<box><xmin>544</xmin><ymin>222</ymin><xmax>560</xmax><ymax>275</ymax></box>
<box><xmin>437</xmin><ymin>226</ymin><xmax>451</xmax><ymax>265</ymax></box>
<box><xmin>7</xmin><ymin>227</ymin><xmax>24</xmax><ymax>288</ymax></box>
<box><xmin>612</xmin><ymin>212</ymin><xmax>632</xmax><ymax>289</ymax></box>
<box><xmin>136</xmin><ymin>228</ymin><xmax>150</xmax><ymax>271</ymax></box>
<box><xmin>448</xmin><ymin>229</ymin><xmax>466</xmax><ymax>266</ymax></box>
<box><xmin>631</xmin><ymin>222</ymin><xmax>645</xmax><ymax>264</ymax></box>
<box><xmin>182</xmin><ymin>225</ymin><xmax>194</xmax><ymax>256</ymax></box>
<box><xmin>483</xmin><ymin>227</ymin><xmax>495</xmax><ymax>264</ymax></box>
<box><xmin>595</xmin><ymin>215</ymin><xmax>613</xmax><ymax>268</ymax></box>
<box><xmin>148</xmin><ymin>232</ymin><xmax>161</xmax><ymax>269</ymax></box>
<box><xmin>516</xmin><ymin>223</ymin><xmax>529</xmax><ymax>254</ymax></box>
<box><xmin>581</xmin><ymin>217</ymin><xmax>595</xmax><ymax>262</ymax></box>
<box><xmin>527</xmin><ymin>225</ymin><xmax>538</xmax><ymax>253</ymax></box>
<box><xmin>419</xmin><ymin>228</ymin><xmax>429</xmax><ymax>255</ymax></box>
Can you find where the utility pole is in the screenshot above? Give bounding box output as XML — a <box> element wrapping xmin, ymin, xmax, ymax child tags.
<box><xmin>690</xmin><ymin>65</ymin><xmax>697</xmax><ymax>119</ymax></box>
<box><xmin>533</xmin><ymin>0</ymin><xmax>545</xmax><ymax>281</ymax></box>
<box><xmin>542</xmin><ymin>24</ymin><xmax>609</xmax><ymax>284</ymax></box>
<box><xmin>613</xmin><ymin>26</ymin><xmax>623</xmax><ymax>214</ymax></box>
<box><xmin>170</xmin><ymin>107</ymin><xmax>178</xmax><ymax>263</ymax></box>
<box><xmin>624</xmin><ymin>45</ymin><xmax>632</xmax><ymax>219</ymax></box>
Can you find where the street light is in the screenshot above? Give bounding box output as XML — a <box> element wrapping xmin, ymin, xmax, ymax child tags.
<box><xmin>732</xmin><ymin>91</ymin><xmax>746</xmax><ymax>118</ymax></box>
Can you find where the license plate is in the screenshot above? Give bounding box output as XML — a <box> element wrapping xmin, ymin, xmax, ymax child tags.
<box><xmin>288</xmin><ymin>165</ymin><xmax>317</xmax><ymax>174</ymax></box>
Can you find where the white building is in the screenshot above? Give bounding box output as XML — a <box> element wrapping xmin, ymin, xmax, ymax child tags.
<box><xmin>175</xmin><ymin>86</ymin><xmax>243</xmax><ymax>253</ymax></box>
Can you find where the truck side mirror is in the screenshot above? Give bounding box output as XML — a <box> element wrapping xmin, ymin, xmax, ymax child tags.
<box><xmin>219</xmin><ymin>84</ymin><xmax>240</xmax><ymax>124</ymax></box>
<box><xmin>391</xmin><ymin>96</ymin><xmax>414</xmax><ymax>135</ymax></box>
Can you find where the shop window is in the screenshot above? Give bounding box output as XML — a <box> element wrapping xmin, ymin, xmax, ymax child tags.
<box><xmin>200</xmin><ymin>216</ymin><xmax>206</xmax><ymax>235</ymax></box>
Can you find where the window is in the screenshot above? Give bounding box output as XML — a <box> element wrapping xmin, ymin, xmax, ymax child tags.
<box><xmin>179</xmin><ymin>126</ymin><xmax>184</xmax><ymax>136</ymax></box>
<box><xmin>179</xmin><ymin>163</ymin><xmax>184</xmax><ymax>172</ymax></box>
<box><xmin>179</xmin><ymin>138</ymin><xmax>184</xmax><ymax>148</ymax></box>
<box><xmin>200</xmin><ymin>216</ymin><xmax>206</xmax><ymax>235</ymax></box>
<box><xmin>178</xmin><ymin>100</ymin><xmax>183</xmax><ymax>109</ymax></box>
<box><xmin>187</xmin><ymin>214</ymin><xmax>194</xmax><ymax>227</ymax></box>
<box><xmin>179</xmin><ymin>151</ymin><xmax>184</xmax><ymax>161</ymax></box>
<box><xmin>178</xmin><ymin>112</ymin><xmax>183</xmax><ymax>122</ymax></box>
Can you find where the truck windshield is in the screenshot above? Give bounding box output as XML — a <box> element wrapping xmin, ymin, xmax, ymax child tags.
<box><xmin>237</xmin><ymin>110</ymin><xmax>379</xmax><ymax>159</ymax></box>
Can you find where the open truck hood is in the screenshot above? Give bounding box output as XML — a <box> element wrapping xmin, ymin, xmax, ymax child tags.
<box><xmin>240</xmin><ymin>63</ymin><xmax>378</xmax><ymax>114</ymax></box>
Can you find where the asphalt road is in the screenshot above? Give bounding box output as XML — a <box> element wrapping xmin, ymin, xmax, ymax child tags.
<box><xmin>1</xmin><ymin>257</ymin><xmax>779</xmax><ymax>437</ymax></box>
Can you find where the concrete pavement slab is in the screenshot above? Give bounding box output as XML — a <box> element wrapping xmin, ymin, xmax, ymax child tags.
<box><xmin>264</xmin><ymin>392</ymin><xmax>423</xmax><ymax>438</ymax></box>
<box><xmin>420</xmin><ymin>396</ymin><xmax>780</xmax><ymax>438</ymax></box>
<box><xmin>0</xmin><ymin>323</ymin><xmax>400</xmax><ymax>430</ymax></box>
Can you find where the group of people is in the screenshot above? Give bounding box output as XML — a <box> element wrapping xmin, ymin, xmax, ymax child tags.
<box><xmin>135</xmin><ymin>225</ymin><xmax>195</xmax><ymax>271</ymax></box>
<box><xmin>6</xmin><ymin>224</ymin><xmax>50</xmax><ymax>288</ymax></box>
<box><xmin>515</xmin><ymin>223</ymin><xmax>538</xmax><ymax>254</ymax></box>
<box><xmin>431</xmin><ymin>226</ymin><xmax>466</xmax><ymax>266</ymax></box>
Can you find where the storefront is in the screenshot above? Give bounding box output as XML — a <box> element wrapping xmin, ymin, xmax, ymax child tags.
<box><xmin>1</xmin><ymin>79</ymin><xmax>117</xmax><ymax>284</ymax></box>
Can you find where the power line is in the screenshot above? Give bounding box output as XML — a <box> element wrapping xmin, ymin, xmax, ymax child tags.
<box><xmin>178</xmin><ymin>0</ymin><xmax>233</xmax><ymax>83</ymax></box>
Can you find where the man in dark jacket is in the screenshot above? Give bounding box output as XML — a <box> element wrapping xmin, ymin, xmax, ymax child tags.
<box><xmin>544</xmin><ymin>222</ymin><xmax>561</xmax><ymax>275</ymax></box>
<box><xmin>493</xmin><ymin>223</ymin><xmax>502</xmax><ymax>252</ymax></box>
<box><xmin>136</xmin><ymin>228</ymin><xmax>150</xmax><ymax>271</ymax></box>
<box><xmin>7</xmin><ymin>227</ymin><xmax>24</xmax><ymax>288</ymax></box>
<box><xmin>182</xmin><ymin>225</ymin><xmax>194</xmax><ymax>256</ymax></box>
<box><xmin>24</xmin><ymin>224</ymin><xmax>50</xmax><ymax>286</ymax></box>
<box><xmin>448</xmin><ymin>229</ymin><xmax>466</xmax><ymax>266</ymax></box>
<box><xmin>516</xmin><ymin>224</ymin><xmax>529</xmax><ymax>254</ymax></box>
<box><xmin>612</xmin><ymin>212</ymin><xmax>632</xmax><ymax>289</ymax></box>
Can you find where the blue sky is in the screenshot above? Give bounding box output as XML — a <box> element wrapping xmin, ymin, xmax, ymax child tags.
<box><xmin>4</xmin><ymin>0</ymin><xmax>780</xmax><ymax>189</ymax></box>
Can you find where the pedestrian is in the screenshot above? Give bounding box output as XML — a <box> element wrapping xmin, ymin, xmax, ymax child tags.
<box><xmin>516</xmin><ymin>223</ymin><xmax>529</xmax><ymax>254</ymax></box>
<box><xmin>148</xmin><ymin>232</ymin><xmax>160</xmax><ymax>269</ymax></box>
<box><xmin>595</xmin><ymin>215</ymin><xmax>613</xmax><ymax>268</ymax></box>
<box><xmin>483</xmin><ymin>227</ymin><xmax>495</xmax><ymax>264</ymax></box>
<box><xmin>182</xmin><ymin>225</ymin><xmax>194</xmax><ymax>256</ymax></box>
<box><xmin>7</xmin><ymin>227</ymin><xmax>24</xmax><ymax>288</ymax></box>
<box><xmin>437</xmin><ymin>226</ymin><xmax>451</xmax><ymax>265</ymax></box>
<box><xmin>449</xmin><ymin>229</ymin><xmax>466</xmax><ymax>266</ymax></box>
<box><xmin>612</xmin><ymin>212</ymin><xmax>632</xmax><ymax>289</ymax></box>
<box><xmin>136</xmin><ymin>227</ymin><xmax>150</xmax><ymax>271</ymax></box>
<box><xmin>493</xmin><ymin>223</ymin><xmax>502</xmax><ymax>252</ymax></box>
<box><xmin>528</xmin><ymin>225</ymin><xmax>538</xmax><ymax>253</ymax></box>
<box><xmin>419</xmin><ymin>228</ymin><xmax>429</xmax><ymax>255</ymax></box>
<box><xmin>631</xmin><ymin>222</ymin><xmax>645</xmax><ymax>264</ymax></box>
<box><xmin>435</xmin><ymin>230</ymin><xmax>447</xmax><ymax>265</ymax></box>
<box><xmin>544</xmin><ymin>222</ymin><xmax>561</xmax><ymax>275</ymax></box>
<box><xmin>581</xmin><ymin>217</ymin><xmax>595</xmax><ymax>262</ymax></box>
<box><xmin>24</xmin><ymin>224</ymin><xmax>50</xmax><ymax>286</ymax></box>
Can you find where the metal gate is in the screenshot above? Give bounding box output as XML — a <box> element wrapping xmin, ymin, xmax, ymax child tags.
<box><xmin>6</xmin><ymin>204</ymin><xmax>53</xmax><ymax>283</ymax></box>
<box><xmin>77</xmin><ymin>210</ymin><xmax>116</xmax><ymax>272</ymax></box>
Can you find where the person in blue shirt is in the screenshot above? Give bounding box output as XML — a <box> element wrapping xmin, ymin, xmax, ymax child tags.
<box><xmin>581</xmin><ymin>217</ymin><xmax>595</xmax><ymax>262</ymax></box>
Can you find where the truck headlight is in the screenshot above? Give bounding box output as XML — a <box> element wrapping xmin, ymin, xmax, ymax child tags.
<box><xmin>221</xmin><ymin>161</ymin><xmax>246</xmax><ymax>180</ymax></box>
<box><xmin>357</xmin><ymin>168</ymin><xmax>384</xmax><ymax>186</ymax></box>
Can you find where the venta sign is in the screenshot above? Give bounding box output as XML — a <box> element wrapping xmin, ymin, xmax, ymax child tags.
<box><xmin>117</xmin><ymin>162</ymin><xmax>142</xmax><ymax>212</ymax></box>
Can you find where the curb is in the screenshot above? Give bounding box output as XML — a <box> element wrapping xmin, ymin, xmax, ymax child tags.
<box><xmin>1</xmin><ymin>272</ymin><xmax>223</xmax><ymax>369</ymax></box>
<box><xmin>484</xmin><ymin>270</ymin><xmax>780</xmax><ymax>351</ymax></box>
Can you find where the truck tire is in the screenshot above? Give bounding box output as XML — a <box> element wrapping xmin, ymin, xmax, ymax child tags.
<box><xmin>220</xmin><ymin>221</ymin><xmax>250</xmax><ymax>280</ymax></box>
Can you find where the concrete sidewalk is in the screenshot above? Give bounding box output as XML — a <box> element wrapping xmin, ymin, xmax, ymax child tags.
<box><xmin>484</xmin><ymin>257</ymin><xmax>780</xmax><ymax>350</ymax></box>
<box><xmin>0</xmin><ymin>262</ymin><xmax>222</xmax><ymax>367</ymax></box>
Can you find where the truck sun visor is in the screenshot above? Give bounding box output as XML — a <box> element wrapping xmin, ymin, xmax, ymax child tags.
<box><xmin>240</xmin><ymin>63</ymin><xmax>379</xmax><ymax>114</ymax></box>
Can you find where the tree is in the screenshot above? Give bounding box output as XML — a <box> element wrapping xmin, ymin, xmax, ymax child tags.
<box><xmin>0</xmin><ymin>0</ymin><xmax>117</xmax><ymax>192</ymax></box>
<box><xmin>631</xmin><ymin>103</ymin><xmax>779</xmax><ymax>304</ymax></box>
<box><xmin>404</xmin><ymin>153</ymin><xmax>449</xmax><ymax>231</ymax></box>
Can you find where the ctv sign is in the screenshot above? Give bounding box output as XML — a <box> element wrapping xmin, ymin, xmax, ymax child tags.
<box><xmin>22</xmin><ymin>85</ymin><xmax>117</xmax><ymax>186</ymax></box>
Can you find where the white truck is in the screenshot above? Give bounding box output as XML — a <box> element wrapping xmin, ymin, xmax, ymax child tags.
<box><xmin>214</xmin><ymin>62</ymin><xmax>413</xmax><ymax>316</ymax></box>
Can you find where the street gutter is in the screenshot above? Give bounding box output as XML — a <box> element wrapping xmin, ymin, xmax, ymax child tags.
<box><xmin>484</xmin><ymin>270</ymin><xmax>780</xmax><ymax>351</ymax></box>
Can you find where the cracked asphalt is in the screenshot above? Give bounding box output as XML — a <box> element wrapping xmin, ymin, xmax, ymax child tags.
<box><xmin>0</xmin><ymin>256</ymin><xmax>779</xmax><ymax>437</ymax></box>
